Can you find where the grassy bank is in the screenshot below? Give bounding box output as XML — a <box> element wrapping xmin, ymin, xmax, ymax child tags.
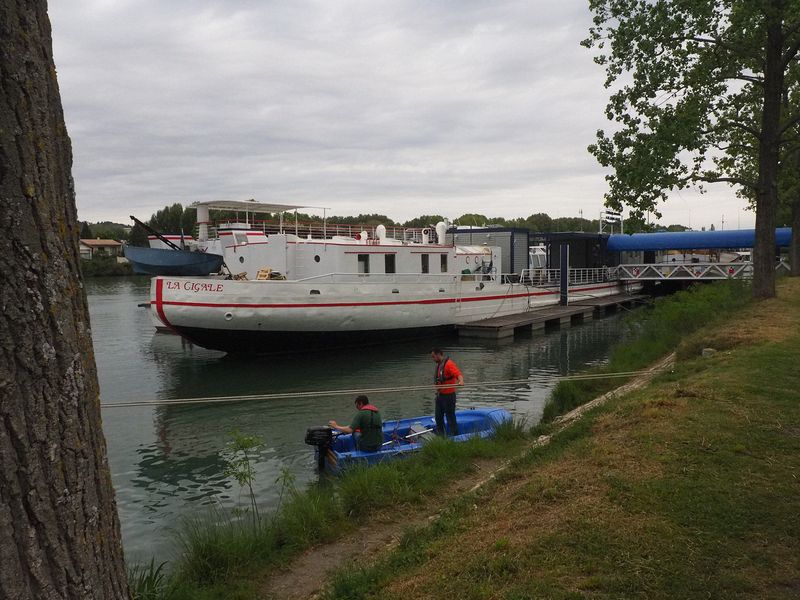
<box><xmin>323</xmin><ymin>278</ymin><xmax>800</xmax><ymax>599</ymax></box>
<box><xmin>131</xmin><ymin>423</ymin><xmax>527</xmax><ymax>600</ymax></box>
<box><xmin>541</xmin><ymin>280</ymin><xmax>752</xmax><ymax>423</ymax></box>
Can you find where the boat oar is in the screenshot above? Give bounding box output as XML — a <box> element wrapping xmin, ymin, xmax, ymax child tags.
<box><xmin>381</xmin><ymin>427</ymin><xmax>435</xmax><ymax>446</ymax></box>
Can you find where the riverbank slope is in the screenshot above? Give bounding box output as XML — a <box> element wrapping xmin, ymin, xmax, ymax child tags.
<box><xmin>323</xmin><ymin>278</ymin><xmax>800</xmax><ymax>599</ymax></box>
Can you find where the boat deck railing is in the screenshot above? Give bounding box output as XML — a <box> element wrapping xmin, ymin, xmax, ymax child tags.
<box><xmin>520</xmin><ymin>267</ymin><xmax>615</xmax><ymax>287</ymax></box>
<box><xmin>198</xmin><ymin>221</ymin><xmax>439</xmax><ymax>244</ymax></box>
<box><xmin>293</xmin><ymin>272</ymin><xmax>503</xmax><ymax>284</ymax></box>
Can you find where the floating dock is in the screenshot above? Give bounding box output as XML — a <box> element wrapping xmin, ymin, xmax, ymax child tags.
<box><xmin>456</xmin><ymin>293</ymin><xmax>649</xmax><ymax>339</ymax></box>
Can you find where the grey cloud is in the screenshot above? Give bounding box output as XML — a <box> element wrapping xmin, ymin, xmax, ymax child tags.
<box><xmin>49</xmin><ymin>0</ymin><xmax>748</xmax><ymax>228</ymax></box>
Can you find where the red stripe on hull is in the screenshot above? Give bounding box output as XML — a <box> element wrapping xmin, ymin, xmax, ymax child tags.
<box><xmin>150</xmin><ymin>283</ymin><xmax>621</xmax><ymax>310</ymax></box>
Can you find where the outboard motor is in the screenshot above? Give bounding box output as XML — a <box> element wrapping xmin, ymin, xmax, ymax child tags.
<box><xmin>304</xmin><ymin>426</ymin><xmax>334</xmax><ymax>472</ymax></box>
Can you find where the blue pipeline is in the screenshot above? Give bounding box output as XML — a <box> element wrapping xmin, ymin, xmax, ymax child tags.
<box><xmin>607</xmin><ymin>228</ymin><xmax>792</xmax><ymax>252</ymax></box>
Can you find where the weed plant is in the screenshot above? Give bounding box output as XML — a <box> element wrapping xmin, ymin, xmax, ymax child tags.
<box><xmin>131</xmin><ymin>420</ymin><xmax>527</xmax><ymax>599</ymax></box>
<box><xmin>542</xmin><ymin>280</ymin><xmax>752</xmax><ymax>422</ymax></box>
<box><xmin>128</xmin><ymin>559</ymin><xmax>168</xmax><ymax>600</ymax></box>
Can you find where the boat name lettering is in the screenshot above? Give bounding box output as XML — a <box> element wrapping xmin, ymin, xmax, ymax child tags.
<box><xmin>165</xmin><ymin>281</ymin><xmax>224</xmax><ymax>293</ymax></box>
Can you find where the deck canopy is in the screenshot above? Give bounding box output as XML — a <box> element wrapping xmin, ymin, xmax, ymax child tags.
<box><xmin>607</xmin><ymin>228</ymin><xmax>792</xmax><ymax>251</ymax></box>
<box><xmin>191</xmin><ymin>199</ymin><xmax>329</xmax><ymax>213</ymax></box>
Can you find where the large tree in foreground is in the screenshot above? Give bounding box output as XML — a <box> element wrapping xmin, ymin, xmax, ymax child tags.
<box><xmin>0</xmin><ymin>3</ymin><xmax>130</xmax><ymax>599</ymax></box>
<box><xmin>585</xmin><ymin>0</ymin><xmax>800</xmax><ymax>298</ymax></box>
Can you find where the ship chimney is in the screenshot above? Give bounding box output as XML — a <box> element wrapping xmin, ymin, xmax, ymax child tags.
<box><xmin>196</xmin><ymin>204</ymin><xmax>210</xmax><ymax>242</ymax></box>
<box><xmin>435</xmin><ymin>221</ymin><xmax>447</xmax><ymax>245</ymax></box>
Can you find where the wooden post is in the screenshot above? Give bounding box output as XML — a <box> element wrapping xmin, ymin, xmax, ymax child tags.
<box><xmin>560</xmin><ymin>243</ymin><xmax>569</xmax><ymax>306</ymax></box>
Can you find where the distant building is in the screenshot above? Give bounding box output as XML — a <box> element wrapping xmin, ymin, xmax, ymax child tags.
<box><xmin>79</xmin><ymin>239</ymin><xmax>123</xmax><ymax>259</ymax></box>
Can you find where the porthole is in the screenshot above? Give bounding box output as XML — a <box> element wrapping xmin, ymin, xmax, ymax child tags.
<box><xmin>314</xmin><ymin>255</ymin><xmax>321</xmax><ymax>262</ymax></box>
<box><xmin>224</xmin><ymin>312</ymin><xmax>233</xmax><ymax>321</ymax></box>
<box><xmin>310</xmin><ymin>289</ymin><xmax>321</xmax><ymax>295</ymax></box>
<box><xmin>239</xmin><ymin>256</ymin><xmax>245</xmax><ymax>264</ymax></box>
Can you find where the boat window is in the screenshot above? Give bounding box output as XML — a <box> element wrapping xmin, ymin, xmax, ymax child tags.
<box><xmin>234</xmin><ymin>233</ymin><xmax>248</xmax><ymax>245</ymax></box>
<box><xmin>440</xmin><ymin>254</ymin><xmax>447</xmax><ymax>272</ymax></box>
<box><xmin>385</xmin><ymin>254</ymin><xmax>396</xmax><ymax>274</ymax></box>
<box><xmin>314</xmin><ymin>255</ymin><xmax>321</xmax><ymax>262</ymax></box>
<box><xmin>421</xmin><ymin>254</ymin><xmax>429</xmax><ymax>274</ymax></box>
<box><xmin>358</xmin><ymin>254</ymin><xmax>370</xmax><ymax>274</ymax></box>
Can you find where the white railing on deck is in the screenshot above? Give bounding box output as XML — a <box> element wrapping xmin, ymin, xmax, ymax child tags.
<box><xmin>569</xmin><ymin>268</ymin><xmax>616</xmax><ymax>284</ymax></box>
<box><xmin>520</xmin><ymin>268</ymin><xmax>613</xmax><ymax>286</ymax></box>
<box><xmin>292</xmin><ymin>271</ymin><xmax>503</xmax><ymax>285</ymax></box>
<box><xmin>196</xmin><ymin>221</ymin><xmax>435</xmax><ymax>243</ymax></box>
<box><xmin>294</xmin><ymin>272</ymin><xmax>460</xmax><ymax>284</ymax></box>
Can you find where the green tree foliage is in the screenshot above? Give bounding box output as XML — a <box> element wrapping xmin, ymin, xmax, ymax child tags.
<box><xmin>584</xmin><ymin>0</ymin><xmax>800</xmax><ymax>297</ymax></box>
<box><xmin>330</xmin><ymin>213</ymin><xmax>396</xmax><ymax>226</ymax></box>
<box><xmin>402</xmin><ymin>214</ymin><xmax>446</xmax><ymax>228</ymax></box>
<box><xmin>91</xmin><ymin>222</ymin><xmax>128</xmax><ymax>241</ymax></box>
<box><xmin>128</xmin><ymin>222</ymin><xmax>148</xmax><ymax>247</ymax></box>
<box><xmin>523</xmin><ymin>213</ymin><xmax>554</xmax><ymax>232</ymax></box>
<box><xmin>147</xmin><ymin>203</ymin><xmax>196</xmax><ymax>235</ymax></box>
<box><xmin>454</xmin><ymin>213</ymin><xmax>494</xmax><ymax>227</ymax></box>
<box><xmin>79</xmin><ymin>221</ymin><xmax>92</xmax><ymax>239</ymax></box>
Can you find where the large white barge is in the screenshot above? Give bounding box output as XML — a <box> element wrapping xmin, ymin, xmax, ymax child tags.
<box><xmin>149</xmin><ymin>200</ymin><xmax>631</xmax><ymax>353</ymax></box>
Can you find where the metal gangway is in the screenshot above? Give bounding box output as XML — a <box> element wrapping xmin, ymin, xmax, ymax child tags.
<box><xmin>520</xmin><ymin>261</ymin><xmax>789</xmax><ymax>285</ymax></box>
<box><xmin>613</xmin><ymin>261</ymin><xmax>790</xmax><ymax>281</ymax></box>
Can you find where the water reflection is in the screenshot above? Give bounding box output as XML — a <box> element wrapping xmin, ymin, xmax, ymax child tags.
<box><xmin>87</xmin><ymin>277</ymin><xmax>627</xmax><ymax>563</ymax></box>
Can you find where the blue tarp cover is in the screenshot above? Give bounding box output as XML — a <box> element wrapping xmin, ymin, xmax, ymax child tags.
<box><xmin>607</xmin><ymin>228</ymin><xmax>792</xmax><ymax>251</ymax></box>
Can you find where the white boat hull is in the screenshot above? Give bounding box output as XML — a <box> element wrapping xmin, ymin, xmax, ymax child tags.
<box><xmin>150</xmin><ymin>275</ymin><xmax>634</xmax><ymax>353</ymax></box>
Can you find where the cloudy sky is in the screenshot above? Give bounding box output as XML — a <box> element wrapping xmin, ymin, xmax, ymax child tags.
<box><xmin>49</xmin><ymin>0</ymin><xmax>753</xmax><ymax>230</ymax></box>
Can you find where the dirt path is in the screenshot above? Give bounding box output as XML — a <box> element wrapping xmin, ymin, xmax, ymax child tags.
<box><xmin>258</xmin><ymin>454</ymin><xmax>514</xmax><ymax>600</ymax></box>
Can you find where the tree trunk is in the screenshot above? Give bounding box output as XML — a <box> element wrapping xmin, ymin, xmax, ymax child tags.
<box><xmin>792</xmin><ymin>196</ymin><xmax>800</xmax><ymax>276</ymax></box>
<box><xmin>752</xmin><ymin>11</ymin><xmax>784</xmax><ymax>299</ymax></box>
<box><xmin>0</xmin><ymin>3</ymin><xmax>130</xmax><ymax>599</ymax></box>
<box><xmin>791</xmin><ymin>150</ymin><xmax>800</xmax><ymax>276</ymax></box>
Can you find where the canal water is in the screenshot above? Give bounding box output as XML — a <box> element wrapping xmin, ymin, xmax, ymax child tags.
<box><xmin>88</xmin><ymin>276</ymin><xmax>629</xmax><ymax>564</ymax></box>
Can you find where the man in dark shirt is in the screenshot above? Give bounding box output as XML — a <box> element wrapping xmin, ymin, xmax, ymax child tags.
<box><xmin>329</xmin><ymin>395</ymin><xmax>383</xmax><ymax>452</ymax></box>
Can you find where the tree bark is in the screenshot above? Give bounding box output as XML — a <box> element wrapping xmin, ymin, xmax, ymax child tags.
<box><xmin>792</xmin><ymin>195</ymin><xmax>800</xmax><ymax>276</ymax></box>
<box><xmin>752</xmin><ymin>9</ymin><xmax>784</xmax><ymax>299</ymax></box>
<box><xmin>0</xmin><ymin>3</ymin><xmax>130</xmax><ymax>599</ymax></box>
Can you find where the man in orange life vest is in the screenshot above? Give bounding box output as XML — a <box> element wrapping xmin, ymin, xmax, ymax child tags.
<box><xmin>328</xmin><ymin>395</ymin><xmax>383</xmax><ymax>452</ymax></box>
<box><xmin>431</xmin><ymin>348</ymin><xmax>464</xmax><ymax>436</ymax></box>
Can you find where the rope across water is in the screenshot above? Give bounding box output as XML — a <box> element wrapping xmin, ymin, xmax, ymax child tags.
<box><xmin>100</xmin><ymin>369</ymin><xmax>658</xmax><ymax>409</ymax></box>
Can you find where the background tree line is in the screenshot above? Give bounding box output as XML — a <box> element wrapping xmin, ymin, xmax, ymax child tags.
<box><xmin>82</xmin><ymin>204</ymin><xmax>693</xmax><ymax>247</ymax></box>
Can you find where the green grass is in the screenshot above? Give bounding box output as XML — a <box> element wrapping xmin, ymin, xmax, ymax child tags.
<box><xmin>541</xmin><ymin>280</ymin><xmax>752</xmax><ymax>422</ymax></box>
<box><xmin>321</xmin><ymin>280</ymin><xmax>800</xmax><ymax>599</ymax></box>
<box><xmin>130</xmin><ymin>420</ymin><xmax>528</xmax><ymax>599</ymax></box>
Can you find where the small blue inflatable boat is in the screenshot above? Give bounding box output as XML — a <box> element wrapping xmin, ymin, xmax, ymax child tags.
<box><xmin>305</xmin><ymin>407</ymin><xmax>512</xmax><ymax>474</ymax></box>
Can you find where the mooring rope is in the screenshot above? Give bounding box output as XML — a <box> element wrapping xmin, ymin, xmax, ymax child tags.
<box><xmin>100</xmin><ymin>369</ymin><xmax>660</xmax><ymax>409</ymax></box>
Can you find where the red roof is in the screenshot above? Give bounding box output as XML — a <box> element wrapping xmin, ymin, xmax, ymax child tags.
<box><xmin>80</xmin><ymin>239</ymin><xmax>123</xmax><ymax>247</ymax></box>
